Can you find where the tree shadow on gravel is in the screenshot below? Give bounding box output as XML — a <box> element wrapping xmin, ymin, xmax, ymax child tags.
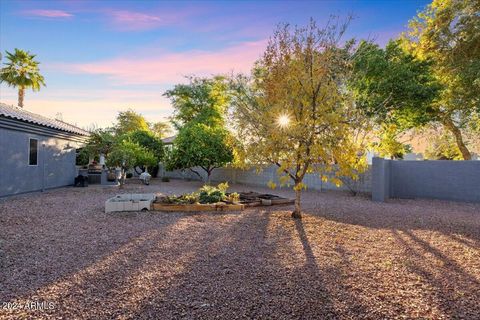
<box><xmin>310</xmin><ymin>199</ymin><xmax>480</xmax><ymax>243</ymax></box>
<box><xmin>130</xmin><ymin>211</ymin><xmax>336</xmax><ymax>319</ymax></box>
<box><xmin>293</xmin><ymin>218</ymin><xmax>389</xmax><ymax>319</ymax></box>
<box><xmin>391</xmin><ymin>229</ymin><xmax>480</xmax><ymax>319</ymax></box>
<box><xmin>127</xmin><ymin>209</ymin><xmax>386</xmax><ymax>319</ymax></box>
<box><xmin>0</xmin><ymin>213</ymin><xmax>184</xmax><ymax>309</ymax></box>
<box><xmin>303</xmin><ymin>198</ymin><xmax>480</xmax><ymax>318</ymax></box>
<box><xmin>0</xmin><ymin>180</ymin><xmax>212</xmax><ymax>306</ymax></box>
<box><xmin>22</xmin><ymin>211</ymin><xmax>247</xmax><ymax>319</ymax></box>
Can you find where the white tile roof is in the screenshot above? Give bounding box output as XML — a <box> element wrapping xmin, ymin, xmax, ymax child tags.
<box><xmin>0</xmin><ymin>102</ymin><xmax>89</xmax><ymax>136</ymax></box>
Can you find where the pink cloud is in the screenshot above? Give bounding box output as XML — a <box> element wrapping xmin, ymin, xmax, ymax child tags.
<box><xmin>55</xmin><ymin>40</ymin><xmax>268</xmax><ymax>85</ymax></box>
<box><xmin>108</xmin><ymin>10</ymin><xmax>162</xmax><ymax>31</ymax></box>
<box><xmin>105</xmin><ymin>9</ymin><xmax>194</xmax><ymax>31</ymax></box>
<box><xmin>22</xmin><ymin>9</ymin><xmax>73</xmax><ymax>18</ymax></box>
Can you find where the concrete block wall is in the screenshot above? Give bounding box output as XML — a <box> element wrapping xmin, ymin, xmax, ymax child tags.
<box><xmin>161</xmin><ymin>164</ymin><xmax>372</xmax><ymax>194</ymax></box>
<box><xmin>371</xmin><ymin>157</ymin><xmax>480</xmax><ymax>203</ymax></box>
<box><xmin>371</xmin><ymin>157</ymin><xmax>391</xmax><ymax>202</ymax></box>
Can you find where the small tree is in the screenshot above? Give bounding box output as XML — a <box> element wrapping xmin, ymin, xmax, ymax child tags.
<box><xmin>122</xmin><ymin>129</ymin><xmax>164</xmax><ymax>176</ymax></box>
<box><xmin>164</xmin><ymin>76</ymin><xmax>234</xmax><ymax>182</ymax></box>
<box><xmin>106</xmin><ymin>140</ymin><xmax>156</xmax><ymax>186</ymax></box>
<box><xmin>165</xmin><ymin>122</ymin><xmax>233</xmax><ymax>183</ymax></box>
<box><xmin>83</xmin><ymin>129</ymin><xmax>116</xmax><ymax>159</ymax></box>
<box><xmin>231</xmin><ymin>18</ymin><xmax>368</xmax><ymax>219</ymax></box>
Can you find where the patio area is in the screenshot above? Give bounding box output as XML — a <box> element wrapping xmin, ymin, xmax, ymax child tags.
<box><xmin>1</xmin><ymin>179</ymin><xmax>479</xmax><ymax>319</ymax></box>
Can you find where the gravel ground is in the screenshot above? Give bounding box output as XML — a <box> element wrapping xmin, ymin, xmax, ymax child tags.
<box><xmin>1</xmin><ymin>179</ymin><xmax>479</xmax><ymax>319</ymax></box>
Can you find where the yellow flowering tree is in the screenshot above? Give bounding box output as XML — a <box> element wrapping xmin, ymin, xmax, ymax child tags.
<box><xmin>231</xmin><ymin>18</ymin><xmax>369</xmax><ymax>219</ymax></box>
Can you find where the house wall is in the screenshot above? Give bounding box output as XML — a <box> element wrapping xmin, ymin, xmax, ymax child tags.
<box><xmin>0</xmin><ymin>127</ymin><xmax>83</xmax><ymax>197</ymax></box>
<box><xmin>372</xmin><ymin>157</ymin><xmax>480</xmax><ymax>203</ymax></box>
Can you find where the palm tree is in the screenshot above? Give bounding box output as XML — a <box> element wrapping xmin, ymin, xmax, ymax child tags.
<box><xmin>0</xmin><ymin>48</ymin><xmax>46</xmax><ymax>108</ymax></box>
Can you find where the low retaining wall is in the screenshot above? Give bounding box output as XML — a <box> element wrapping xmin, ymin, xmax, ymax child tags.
<box><xmin>372</xmin><ymin>157</ymin><xmax>480</xmax><ymax>203</ymax></box>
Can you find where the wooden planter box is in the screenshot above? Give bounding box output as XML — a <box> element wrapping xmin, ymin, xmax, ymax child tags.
<box><xmin>243</xmin><ymin>199</ymin><xmax>294</xmax><ymax>207</ymax></box>
<box><xmin>152</xmin><ymin>202</ymin><xmax>245</xmax><ymax>212</ymax></box>
<box><xmin>270</xmin><ymin>198</ymin><xmax>295</xmax><ymax>205</ymax></box>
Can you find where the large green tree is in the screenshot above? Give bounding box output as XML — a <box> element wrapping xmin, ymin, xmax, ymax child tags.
<box><xmin>231</xmin><ymin>19</ymin><xmax>369</xmax><ymax>219</ymax></box>
<box><xmin>0</xmin><ymin>48</ymin><xmax>46</xmax><ymax>108</ymax></box>
<box><xmin>150</xmin><ymin>121</ymin><xmax>172</xmax><ymax>138</ymax></box>
<box><xmin>402</xmin><ymin>0</ymin><xmax>480</xmax><ymax>159</ymax></box>
<box><xmin>164</xmin><ymin>76</ymin><xmax>234</xmax><ymax>182</ymax></box>
<box><xmin>115</xmin><ymin>109</ymin><xmax>150</xmax><ymax>135</ymax></box>
<box><xmin>350</xmin><ymin>40</ymin><xmax>440</xmax><ymax>130</ymax></box>
<box><xmin>165</xmin><ymin>76</ymin><xmax>229</xmax><ymax>128</ymax></box>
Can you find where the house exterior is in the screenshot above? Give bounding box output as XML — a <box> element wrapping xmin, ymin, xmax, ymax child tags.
<box><xmin>161</xmin><ymin>135</ymin><xmax>175</xmax><ymax>146</ymax></box>
<box><xmin>0</xmin><ymin>103</ymin><xmax>89</xmax><ymax>197</ymax></box>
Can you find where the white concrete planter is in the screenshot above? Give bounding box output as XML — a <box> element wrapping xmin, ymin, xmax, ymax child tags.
<box><xmin>105</xmin><ymin>193</ymin><xmax>155</xmax><ymax>213</ymax></box>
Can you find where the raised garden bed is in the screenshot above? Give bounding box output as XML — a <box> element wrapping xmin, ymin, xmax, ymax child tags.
<box><xmin>235</xmin><ymin>192</ymin><xmax>295</xmax><ymax>207</ymax></box>
<box><xmin>104</xmin><ymin>185</ymin><xmax>294</xmax><ymax>213</ymax></box>
<box><xmin>152</xmin><ymin>202</ymin><xmax>245</xmax><ymax>212</ymax></box>
<box><xmin>105</xmin><ymin>193</ymin><xmax>155</xmax><ymax>213</ymax></box>
<box><xmin>152</xmin><ymin>191</ymin><xmax>293</xmax><ymax>212</ymax></box>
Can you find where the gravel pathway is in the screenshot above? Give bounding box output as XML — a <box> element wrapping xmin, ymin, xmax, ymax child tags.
<box><xmin>1</xmin><ymin>179</ymin><xmax>479</xmax><ymax>319</ymax></box>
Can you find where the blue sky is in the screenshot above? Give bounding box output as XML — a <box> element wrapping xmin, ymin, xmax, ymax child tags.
<box><xmin>0</xmin><ymin>0</ymin><xmax>430</xmax><ymax>128</ymax></box>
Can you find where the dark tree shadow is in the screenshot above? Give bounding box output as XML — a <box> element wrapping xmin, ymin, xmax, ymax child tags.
<box><xmin>391</xmin><ymin>229</ymin><xmax>480</xmax><ymax>319</ymax></box>
<box><xmin>128</xmin><ymin>211</ymin><xmax>342</xmax><ymax>319</ymax></box>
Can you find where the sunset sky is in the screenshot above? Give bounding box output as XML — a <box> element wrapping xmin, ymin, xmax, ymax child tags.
<box><xmin>0</xmin><ymin>0</ymin><xmax>429</xmax><ymax>129</ymax></box>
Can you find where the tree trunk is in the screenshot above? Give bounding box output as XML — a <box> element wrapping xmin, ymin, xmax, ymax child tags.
<box><xmin>119</xmin><ymin>168</ymin><xmax>126</xmax><ymax>188</ymax></box>
<box><xmin>18</xmin><ymin>87</ymin><xmax>25</xmax><ymax>108</ymax></box>
<box><xmin>443</xmin><ymin>117</ymin><xmax>472</xmax><ymax>160</ymax></box>
<box><xmin>292</xmin><ymin>186</ymin><xmax>302</xmax><ymax>219</ymax></box>
<box><xmin>206</xmin><ymin>173</ymin><xmax>211</xmax><ymax>184</ymax></box>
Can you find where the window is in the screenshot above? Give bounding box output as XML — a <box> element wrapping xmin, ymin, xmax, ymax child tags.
<box><xmin>29</xmin><ymin>138</ymin><xmax>38</xmax><ymax>166</ymax></box>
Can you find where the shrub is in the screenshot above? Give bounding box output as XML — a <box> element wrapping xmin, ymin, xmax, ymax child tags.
<box><xmin>225</xmin><ymin>192</ymin><xmax>240</xmax><ymax>203</ymax></box>
<box><xmin>126</xmin><ymin>172</ymin><xmax>133</xmax><ymax>178</ymax></box>
<box><xmin>198</xmin><ymin>182</ymin><xmax>229</xmax><ymax>204</ymax></box>
<box><xmin>181</xmin><ymin>193</ymin><xmax>199</xmax><ymax>204</ymax></box>
<box><xmin>160</xmin><ymin>193</ymin><xmax>198</xmax><ymax>204</ymax></box>
<box><xmin>75</xmin><ymin>148</ymin><xmax>89</xmax><ymax>166</ymax></box>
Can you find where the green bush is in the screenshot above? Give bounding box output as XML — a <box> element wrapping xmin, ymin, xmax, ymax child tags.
<box><xmin>160</xmin><ymin>193</ymin><xmax>198</xmax><ymax>204</ymax></box>
<box><xmin>159</xmin><ymin>182</ymin><xmax>231</xmax><ymax>205</ymax></box>
<box><xmin>198</xmin><ymin>182</ymin><xmax>229</xmax><ymax>204</ymax></box>
<box><xmin>75</xmin><ymin>148</ymin><xmax>89</xmax><ymax>166</ymax></box>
